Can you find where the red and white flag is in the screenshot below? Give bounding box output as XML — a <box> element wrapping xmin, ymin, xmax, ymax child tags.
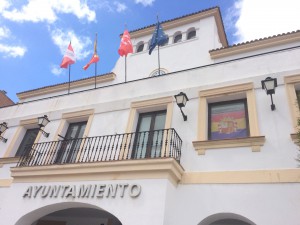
<box><xmin>60</xmin><ymin>42</ymin><xmax>76</xmax><ymax>68</ymax></box>
<box><xmin>83</xmin><ymin>34</ymin><xmax>99</xmax><ymax>70</ymax></box>
<box><xmin>118</xmin><ymin>30</ymin><xmax>133</xmax><ymax>57</ymax></box>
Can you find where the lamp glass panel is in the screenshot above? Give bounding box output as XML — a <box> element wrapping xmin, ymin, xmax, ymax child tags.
<box><xmin>0</xmin><ymin>123</ymin><xmax>7</xmax><ymax>133</ymax></box>
<box><xmin>264</xmin><ymin>80</ymin><xmax>275</xmax><ymax>91</ymax></box>
<box><xmin>176</xmin><ymin>95</ymin><xmax>184</xmax><ymax>105</ymax></box>
<box><xmin>38</xmin><ymin>116</ymin><xmax>49</xmax><ymax>127</ymax></box>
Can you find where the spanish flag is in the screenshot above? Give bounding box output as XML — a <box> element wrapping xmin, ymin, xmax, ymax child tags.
<box><xmin>83</xmin><ymin>34</ymin><xmax>99</xmax><ymax>70</ymax></box>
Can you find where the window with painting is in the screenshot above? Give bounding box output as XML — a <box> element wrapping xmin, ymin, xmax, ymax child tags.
<box><xmin>208</xmin><ymin>99</ymin><xmax>249</xmax><ymax>140</ymax></box>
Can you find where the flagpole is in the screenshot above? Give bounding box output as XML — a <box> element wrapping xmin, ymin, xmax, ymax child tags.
<box><xmin>125</xmin><ymin>56</ymin><xmax>127</xmax><ymax>82</ymax></box>
<box><xmin>95</xmin><ymin>33</ymin><xmax>98</xmax><ymax>89</ymax></box>
<box><xmin>95</xmin><ymin>62</ymin><xmax>97</xmax><ymax>89</ymax></box>
<box><xmin>68</xmin><ymin>65</ymin><xmax>71</xmax><ymax>94</ymax></box>
<box><xmin>156</xmin><ymin>15</ymin><xmax>161</xmax><ymax>75</ymax></box>
<box><xmin>158</xmin><ymin>45</ymin><xmax>161</xmax><ymax>75</ymax></box>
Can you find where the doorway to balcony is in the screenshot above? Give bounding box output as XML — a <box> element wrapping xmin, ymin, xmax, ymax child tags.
<box><xmin>55</xmin><ymin>121</ymin><xmax>87</xmax><ymax>164</ymax></box>
<box><xmin>132</xmin><ymin>110</ymin><xmax>166</xmax><ymax>159</ymax></box>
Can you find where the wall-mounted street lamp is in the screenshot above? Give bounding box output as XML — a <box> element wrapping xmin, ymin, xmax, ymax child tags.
<box><xmin>261</xmin><ymin>77</ymin><xmax>277</xmax><ymax>111</ymax></box>
<box><xmin>37</xmin><ymin>115</ymin><xmax>50</xmax><ymax>137</ymax></box>
<box><xmin>0</xmin><ymin>122</ymin><xmax>8</xmax><ymax>143</ymax></box>
<box><xmin>174</xmin><ymin>92</ymin><xmax>189</xmax><ymax>121</ymax></box>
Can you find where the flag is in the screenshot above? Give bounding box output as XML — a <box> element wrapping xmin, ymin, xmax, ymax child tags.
<box><xmin>118</xmin><ymin>30</ymin><xmax>133</xmax><ymax>57</ymax></box>
<box><xmin>60</xmin><ymin>42</ymin><xmax>75</xmax><ymax>68</ymax></box>
<box><xmin>149</xmin><ymin>21</ymin><xmax>168</xmax><ymax>55</ymax></box>
<box><xmin>83</xmin><ymin>35</ymin><xmax>100</xmax><ymax>70</ymax></box>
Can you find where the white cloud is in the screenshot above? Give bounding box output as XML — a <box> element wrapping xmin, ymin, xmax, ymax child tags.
<box><xmin>135</xmin><ymin>0</ymin><xmax>155</xmax><ymax>7</ymax></box>
<box><xmin>0</xmin><ymin>43</ymin><xmax>26</xmax><ymax>58</ymax></box>
<box><xmin>114</xmin><ymin>2</ymin><xmax>127</xmax><ymax>12</ymax></box>
<box><xmin>0</xmin><ymin>25</ymin><xmax>26</xmax><ymax>58</ymax></box>
<box><xmin>1</xmin><ymin>0</ymin><xmax>96</xmax><ymax>23</ymax></box>
<box><xmin>233</xmin><ymin>0</ymin><xmax>300</xmax><ymax>43</ymax></box>
<box><xmin>0</xmin><ymin>26</ymin><xmax>11</xmax><ymax>39</ymax></box>
<box><xmin>51</xmin><ymin>64</ymin><xmax>64</xmax><ymax>76</ymax></box>
<box><xmin>51</xmin><ymin>28</ymin><xmax>92</xmax><ymax>61</ymax></box>
<box><xmin>0</xmin><ymin>0</ymin><xmax>10</xmax><ymax>13</ymax></box>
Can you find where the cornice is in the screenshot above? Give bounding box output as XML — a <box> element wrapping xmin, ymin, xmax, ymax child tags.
<box><xmin>210</xmin><ymin>31</ymin><xmax>300</xmax><ymax>59</ymax></box>
<box><xmin>17</xmin><ymin>73</ymin><xmax>116</xmax><ymax>101</ymax></box>
<box><xmin>11</xmin><ymin>158</ymin><xmax>184</xmax><ymax>186</ymax></box>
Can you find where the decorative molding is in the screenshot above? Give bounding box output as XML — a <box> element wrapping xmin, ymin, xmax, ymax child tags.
<box><xmin>284</xmin><ymin>74</ymin><xmax>300</xmax><ymax>84</ymax></box>
<box><xmin>62</xmin><ymin>109</ymin><xmax>95</xmax><ymax>120</ymax></box>
<box><xmin>199</xmin><ymin>82</ymin><xmax>253</xmax><ymax>98</ymax></box>
<box><xmin>181</xmin><ymin>169</ymin><xmax>300</xmax><ymax>184</ymax></box>
<box><xmin>131</xmin><ymin>96</ymin><xmax>173</xmax><ymax>109</ymax></box>
<box><xmin>0</xmin><ymin>157</ymin><xmax>19</xmax><ymax>168</ymax></box>
<box><xmin>0</xmin><ymin>157</ymin><xmax>20</xmax><ymax>164</ymax></box>
<box><xmin>11</xmin><ymin>158</ymin><xmax>184</xmax><ymax>186</ymax></box>
<box><xmin>17</xmin><ymin>73</ymin><xmax>116</xmax><ymax>100</ymax></box>
<box><xmin>0</xmin><ymin>179</ymin><xmax>13</xmax><ymax>187</ymax></box>
<box><xmin>193</xmin><ymin>136</ymin><xmax>266</xmax><ymax>155</ymax></box>
<box><xmin>210</xmin><ymin>31</ymin><xmax>300</xmax><ymax>59</ymax></box>
<box><xmin>20</xmin><ymin>118</ymin><xmax>38</xmax><ymax>126</ymax></box>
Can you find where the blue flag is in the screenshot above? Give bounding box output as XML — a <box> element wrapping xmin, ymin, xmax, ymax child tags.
<box><xmin>149</xmin><ymin>21</ymin><xmax>168</xmax><ymax>55</ymax></box>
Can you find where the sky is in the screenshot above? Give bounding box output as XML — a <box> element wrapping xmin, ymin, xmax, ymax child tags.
<box><xmin>0</xmin><ymin>0</ymin><xmax>300</xmax><ymax>102</ymax></box>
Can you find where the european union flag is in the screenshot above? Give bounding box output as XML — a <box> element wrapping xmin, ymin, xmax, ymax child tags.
<box><xmin>149</xmin><ymin>21</ymin><xmax>168</xmax><ymax>55</ymax></box>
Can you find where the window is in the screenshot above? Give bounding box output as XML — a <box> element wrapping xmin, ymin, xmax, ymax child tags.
<box><xmin>284</xmin><ymin>75</ymin><xmax>300</xmax><ymax>140</ymax></box>
<box><xmin>187</xmin><ymin>29</ymin><xmax>196</xmax><ymax>40</ymax></box>
<box><xmin>55</xmin><ymin>121</ymin><xmax>87</xmax><ymax>163</ymax></box>
<box><xmin>208</xmin><ymin>100</ymin><xmax>249</xmax><ymax>140</ymax></box>
<box><xmin>15</xmin><ymin>128</ymin><xmax>39</xmax><ymax>156</ymax></box>
<box><xmin>123</xmin><ymin>96</ymin><xmax>174</xmax><ymax>159</ymax></box>
<box><xmin>53</xmin><ymin>109</ymin><xmax>94</xmax><ymax>162</ymax></box>
<box><xmin>173</xmin><ymin>33</ymin><xmax>182</xmax><ymax>43</ymax></box>
<box><xmin>193</xmin><ymin>83</ymin><xmax>265</xmax><ymax>155</ymax></box>
<box><xmin>150</xmin><ymin>69</ymin><xmax>167</xmax><ymax>77</ymax></box>
<box><xmin>132</xmin><ymin>111</ymin><xmax>166</xmax><ymax>159</ymax></box>
<box><xmin>161</xmin><ymin>36</ymin><xmax>169</xmax><ymax>46</ymax></box>
<box><xmin>296</xmin><ymin>90</ymin><xmax>300</xmax><ymax>108</ymax></box>
<box><xmin>136</xmin><ymin>42</ymin><xmax>144</xmax><ymax>53</ymax></box>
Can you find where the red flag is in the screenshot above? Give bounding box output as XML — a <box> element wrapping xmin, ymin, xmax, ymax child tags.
<box><xmin>60</xmin><ymin>42</ymin><xmax>76</xmax><ymax>68</ymax></box>
<box><xmin>83</xmin><ymin>34</ymin><xmax>99</xmax><ymax>70</ymax></box>
<box><xmin>118</xmin><ymin>30</ymin><xmax>133</xmax><ymax>57</ymax></box>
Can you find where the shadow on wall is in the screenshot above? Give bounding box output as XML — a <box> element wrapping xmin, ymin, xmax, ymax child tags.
<box><xmin>15</xmin><ymin>202</ymin><xmax>122</xmax><ymax>225</ymax></box>
<box><xmin>198</xmin><ymin>212</ymin><xmax>256</xmax><ymax>225</ymax></box>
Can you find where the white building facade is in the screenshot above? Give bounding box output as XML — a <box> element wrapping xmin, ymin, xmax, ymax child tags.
<box><xmin>1</xmin><ymin>7</ymin><xmax>300</xmax><ymax>225</ymax></box>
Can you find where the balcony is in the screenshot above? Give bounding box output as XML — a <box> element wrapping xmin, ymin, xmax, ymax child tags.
<box><xmin>17</xmin><ymin>128</ymin><xmax>182</xmax><ymax>167</ymax></box>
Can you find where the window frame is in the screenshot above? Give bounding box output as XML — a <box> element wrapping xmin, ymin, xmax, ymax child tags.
<box><xmin>284</xmin><ymin>75</ymin><xmax>300</xmax><ymax>142</ymax></box>
<box><xmin>187</xmin><ymin>28</ymin><xmax>196</xmax><ymax>40</ymax></box>
<box><xmin>193</xmin><ymin>82</ymin><xmax>265</xmax><ymax>155</ymax></box>
<box><xmin>123</xmin><ymin>96</ymin><xmax>174</xmax><ymax>159</ymax></box>
<box><xmin>207</xmin><ymin>99</ymin><xmax>250</xmax><ymax>140</ymax></box>
<box><xmin>173</xmin><ymin>32</ymin><xmax>182</xmax><ymax>43</ymax></box>
<box><xmin>136</xmin><ymin>41</ymin><xmax>144</xmax><ymax>53</ymax></box>
<box><xmin>4</xmin><ymin>118</ymin><xmax>43</xmax><ymax>157</ymax></box>
<box><xmin>15</xmin><ymin>128</ymin><xmax>40</xmax><ymax>157</ymax></box>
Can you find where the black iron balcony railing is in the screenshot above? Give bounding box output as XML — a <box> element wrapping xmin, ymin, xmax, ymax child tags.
<box><xmin>17</xmin><ymin>128</ymin><xmax>182</xmax><ymax>167</ymax></box>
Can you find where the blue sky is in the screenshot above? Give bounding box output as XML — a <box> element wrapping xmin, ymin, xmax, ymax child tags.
<box><xmin>1</xmin><ymin>0</ymin><xmax>300</xmax><ymax>102</ymax></box>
